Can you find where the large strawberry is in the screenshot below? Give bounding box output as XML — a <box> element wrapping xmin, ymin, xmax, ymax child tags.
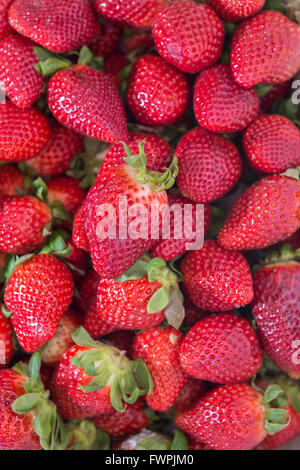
<box><xmin>218</xmin><ymin>174</ymin><xmax>300</xmax><ymax>250</ymax></box>
<box><xmin>0</xmin><ymin>164</ymin><xmax>26</xmax><ymax>196</ymax></box>
<box><xmin>0</xmin><ymin>0</ymin><xmax>13</xmax><ymax>40</ymax></box>
<box><xmin>83</xmin><ymin>297</ymin><xmax>116</xmax><ymax>338</ymax></box>
<box><xmin>0</xmin><ymin>312</ymin><xmax>13</xmax><ymax>368</ymax></box>
<box><xmin>152</xmin><ymin>0</ymin><xmax>224</xmax><ymax>74</ymax></box>
<box><xmin>8</xmin><ymin>0</ymin><xmax>99</xmax><ymax>53</ymax></box>
<box><xmin>175</xmin><ymin>127</ymin><xmax>242</xmax><ymax>203</ymax></box>
<box><xmin>0</xmin><ymin>101</ymin><xmax>51</xmax><ymax>161</ymax></box>
<box><xmin>180</xmin><ymin>240</ymin><xmax>254</xmax><ymax>311</ymax></box>
<box><xmin>4</xmin><ymin>253</ymin><xmax>74</xmax><ymax>352</ymax></box>
<box><xmin>194</xmin><ymin>64</ymin><xmax>260</xmax><ymax>133</ymax></box>
<box><xmin>243</xmin><ymin>115</ymin><xmax>300</xmax><ymax>174</ymax></box>
<box><xmin>132</xmin><ymin>326</ymin><xmax>188</xmax><ymax>411</ymax></box>
<box><xmin>47</xmin><ymin>65</ymin><xmax>128</xmax><ymax>143</ymax></box>
<box><xmin>179</xmin><ymin>313</ymin><xmax>263</xmax><ymax>383</ymax></box>
<box><xmin>127</xmin><ymin>55</ymin><xmax>189</xmax><ymax>126</ymax></box>
<box><xmin>231</xmin><ymin>10</ymin><xmax>300</xmax><ymax>87</ymax></box>
<box><xmin>205</xmin><ymin>0</ymin><xmax>265</xmax><ymax>22</ymax></box>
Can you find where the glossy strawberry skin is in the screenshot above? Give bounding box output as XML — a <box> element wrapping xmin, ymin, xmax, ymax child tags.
<box><xmin>83</xmin><ymin>297</ymin><xmax>116</xmax><ymax>338</ymax></box>
<box><xmin>231</xmin><ymin>10</ymin><xmax>300</xmax><ymax>88</ymax></box>
<box><xmin>0</xmin><ymin>195</ymin><xmax>51</xmax><ymax>254</ymax></box>
<box><xmin>205</xmin><ymin>0</ymin><xmax>265</xmax><ymax>22</ymax></box>
<box><xmin>218</xmin><ymin>175</ymin><xmax>300</xmax><ymax>251</ymax></box>
<box><xmin>174</xmin><ymin>377</ymin><xmax>207</xmax><ymax>413</ymax></box>
<box><xmin>243</xmin><ymin>115</ymin><xmax>300</xmax><ymax>175</ymax></box>
<box><xmin>132</xmin><ymin>327</ymin><xmax>188</xmax><ymax>412</ymax></box>
<box><xmin>8</xmin><ymin>0</ymin><xmax>99</xmax><ymax>53</ymax></box>
<box><xmin>180</xmin><ymin>313</ymin><xmax>263</xmax><ymax>384</ymax></box>
<box><xmin>123</xmin><ymin>30</ymin><xmax>154</xmax><ymax>52</ymax></box>
<box><xmin>89</xmin><ymin>21</ymin><xmax>121</xmax><ymax>58</ymax></box>
<box><xmin>47</xmin><ymin>65</ymin><xmax>128</xmax><ymax>144</ymax></box>
<box><xmin>181</xmin><ymin>240</ymin><xmax>254</xmax><ymax>312</ymax></box>
<box><xmin>0</xmin><ymin>313</ymin><xmax>14</xmax><ymax>368</ymax></box>
<box><xmin>256</xmin><ymin>404</ymin><xmax>300</xmax><ymax>450</ymax></box>
<box><xmin>0</xmin><ymin>0</ymin><xmax>13</xmax><ymax>40</ymax></box>
<box><xmin>0</xmin><ymin>164</ymin><xmax>26</xmax><ymax>196</ymax></box>
<box><xmin>176</xmin><ymin>383</ymin><xmax>267</xmax><ymax>450</ymax></box>
<box><xmin>0</xmin><ymin>101</ymin><xmax>51</xmax><ymax>161</ymax></box>
<box><xmin>194</xmin><ymin>64</ymin><xmax>260</xmax><ymax>133</ymax></box>
<box><xmin>4</xmin><ymin>254</ymin><xmax>74</xmax><ymax>353</ymax></box>
<box><xmin>175</xmin><ymin>127</ymin><xmax>242</xmax><ymax>203</ymax></box>
<box><xmin>72</xmin><ymin>204</ymin><xmax>89</xmax><ymax>252</ymax></box>
<box><xmin>104</xmin><ymin>51</ymin><xmax>129</xmax><ymax>86</ymax></box>
<box><xmin>47</xmin><ymin>176</ymin><xmax>86</xmax><ymax>218</ymax></box>
<box><xmin>127</xmin><ymin>55</ymin><xmax>189</xmax><ymax>126</ymax></box>
<box><xmin>152</xmin><ymin>0</ymin><xmax>224</xmax><ymax>74</ymax></box>
<box><xmin>75</xmin><ymin>269</ymin><xmax>100</xmax><ymax>314</ymax></box>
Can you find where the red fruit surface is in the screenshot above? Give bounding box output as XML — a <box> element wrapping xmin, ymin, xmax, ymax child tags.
<box><xmin>181</xmin><ymin>240</ymin><xmax>254</xmax><ymax>311</ymax></box>
<box><xmin>76</xmin><ymin>269</ymin><xmax>100</xmax><ymax>313</ymax></box>
<box><xmin>72</xmin><ymin>204</ymin><xmax>89</xmax><ymax>252</ymax></box>
<box><xmin>47</xmin><ymin>176</ymin><xmax>86</xmax><ymax>217</ymax></box>
<box><xmin>256</xmin><ymin>404</ymin><xmax>300</xmax><ymax>450</ymax></box>
<box><xmin>123</xmin><ymin>30</ymin><xmax>154</xmax><ymax>52</ymax></box>
<box><xmin>175</xmin><ymin>127</ymin><xmax>242</xmax><ymax>203</ymax></box>
<box><xmin>174</xmin><ymin>377</ymin><xmax>207</xmax><ymax>413</ymax></box>
<box><xmin>83</xmin><ymin>297</ymin><xmax>116</xmax><ymax>338</ymax></box>
<box><xmin>104</xmin><ymin>51</ymin><xmax>128</xmax><ymax>86</ymax></box>
<box><xmin>182</xmin><ymin>295</ymin><xmax>207</xmax><ymax>326</ymax></box>
<box><xmin>0</xmin><ymin>313</ymin><xmax>13</xmax><ymax>368</ymax></box>
<box><xmin>89</xmin><ymin>21</ymin><xmax>121</xmax><ymax>58</ymax></box>
<box><xmin>104</xmin><ymin>330</ymin><xmax>135</xmax><ymax>358</ymax></box>
<box><xmin>230</xmin><ymin>10</ymin><xmax>300</xmax><ymax>87</ymax></box>
<box><xmin>194</xmin><ymin>64</ymin><xmax>260</xmax><ymax>133</ymax></box>
<box><xmin>152</xmin><ymin>0</ymin><xmax>224</xmax><ymax>73</ymax></box>
<box><xmin>0</xmin><ymin>0</ymin><xmax>13</xmax><ymax>40</ymax></box>
<box><xmin>260</xmin><ymin>81</ymin><xmax>291</xmax><ymax>113</ymax></box>
<box><xmin>127</xmin><ymin>55</ymin><xmax>189</xmax><ymax>126</ymax></box>
<box><xmin>0</xmin><ymin>164</ymin><xmax>26</xmax><ymax>196</ymax></box>
<box><xmin>205</xmin><ymin>0</ymin><xmax>265</xmax><ymax>22</ymax></box>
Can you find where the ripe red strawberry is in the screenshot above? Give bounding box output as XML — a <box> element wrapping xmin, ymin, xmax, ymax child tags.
<box><xmin>0</xmin><ymin>164</ymin><xmax>26</xmax><ymax>196</ymax></box>
<box><xmin>180</xmin><ymin>240</ymin><xmax>254</xmax><ymax>311</ymax></box>
<box><xmin>0</xmin><ymin>0</ymin><xmax>13</xmax><ymax>40</ymax></box>
<box><xmin>28</xmin><ymin>125</ymin><xmax>84</xmax><ymax>177</ymax></box>
<box><xmin>0</xmin><ymin>101</ymin><xmax>51</xmax><ymax>161</ymax></box>
<box><xmin>132</xmin><ymin>326</ymin><xmax>188</xmax><ymax>411</ymax></box>
<box><xmin>180</xmin><ymin>313</ymin><xmax>263</xmax><ymax>383</ymax></box>
<box><xmin>123</xmin><ymin>30</ymin><xmax>154</xmax><ymax>52</ymax></box>
<box><xmin>0</xmin><ymin>195</ymin><xmax>51</xmax><ymax>254</ymax></box>
<box><xmin>152</xmin><ymin>0</ymin><xmax>224</xmax><ymax>74</ymax></box>
<box><xmin>47</xmin><ymin>176</ymin><xmax>86</xmax><ymax>218</ymax></box>
<box><xmin>89</xmin><ymin>21</ymin><xmax>121</xmax><ymax>58</ymax></box>
<box><xmin>8</xmin><ymin>0</ymin><xmax>99</xmax><ymax>53</ymax></box>
<box><xmin>182</xmin><ymin>295</ymin><xmax>207</xmax><ymax>326</ymax></box>
<box><xmin>47</xmin><ymin>65</ymin><xmax>128</xmax><ymax>143</ymax></box>
<box><xmin>76</xmin><ymin>268</ymin><xmax>100</xmax><ymax>313</ymax></box>
<box><xmin>127</xmin><ymin>55</ymin><xmax>189</xmax><ymax>126</ymax></box>
<box><xmin>0</xmin><ymin>313</ymin><xmax>14</xmax><ymax>368</ymax></box>
<box><xmin>260</xmin><ymin>81</ymin><xmax>291</xmax><ymax>113</ymax></box>
<box><xmin>72</xmin><ymin>204</ymin><xmax>89</xmax><ymax>252</ymax></box>
<box><xmin>63</xmin><ymin>238</ymin><xmax>88</xmax><ymax>281</ymax></box>
<box><xmin>150</xmin><ymin>192</ymin><xmax>211</xmax><ymax>261</ymax></box>
<box><xmin>92</xmin><ymin>0</ymin><xmax>167</xmax><ymax>28</ymax></box>
<box><xmin>0</xmin><ymin>34</ymin><xmax>45</xmax><ymax>108</ymax></box>
<box><xmin>51</xmin><ymin>326</ymin><xmax>153</xmax><ymax>418</ymax></box>
<box><xmin>104</xmin><ymin>51</ymin><xmax>129</xmax><ymax>86</ymax></box>
<box><xmin>276</xmin><ymin>230</ymin><xmax>300</xmax><ymax>251</ymax></box>
<box><xmin>231</xmin><ymin>10</ymin><xmax>300</xmax><ymax>88</ymax></box>
<box><xmin>175</xmin><ymin>128</ymin><xmax>242</xmax><ymax>203</ymax></box>
<box><xmin>84</xmin><ymin>297</ymin><xmax>116</xmax><ymax>338</ymax></box>
<box><xmin>4</xmin><ymin>254</ymin><xmax>74</xmax><ymax>352</ymax></box>
<box><xmin>205</xmin><ymin>0</ymin><xmax>265</xmax><ymax>22</ymax></box>
<box><xmin>174</xmin><ymin>377</ymin><xmax>207</xmax><ymax>413</ymax></box>
<box><xmin>194</xmin><ymin>64</ymin><xmax>260</xmax><ymax>133</ymax></box>
<box><xmin>243</xmin><ymin>115</ymin><xmax>300</xmax><ymax>174</ymax></box>
<box><xmin>41</xmin><ymin>309</ymin><xmax>82</xmax><ymax>366</ymax></box>
<box><xmin>218</xmin><ymin>174</ymin><xmax>300</xmax><ymax>250</ymax></box>
<box><xmin>187</xmin><ymin>436</ymin><xmax>211</xmax><ymax>450</ymax></box>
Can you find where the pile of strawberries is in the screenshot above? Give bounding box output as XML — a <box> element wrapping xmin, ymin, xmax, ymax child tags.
<box><xmin>0</xmin><ymin>0</ymin><xmax>300</xmax><ymax>452</ymax></box>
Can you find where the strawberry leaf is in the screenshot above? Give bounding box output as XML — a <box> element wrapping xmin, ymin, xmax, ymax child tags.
<box><xmin>12</xmin><ymin>392</ymin><xmax>42</xmax><ymax>413</ymax></box>
<box><xmin>147</xmin><ymin>286</ymin><xmax>169</xmax><ymax>313</ymax></box>
<box><xmin>171</xmin><ymin>430</ymin><xmax>189</xmax><ymax>450</ymax></box>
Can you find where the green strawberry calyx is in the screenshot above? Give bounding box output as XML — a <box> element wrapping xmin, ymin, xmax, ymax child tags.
<box><xmin>54</xmin><ymin>419</ymin><xmax>110</xmax><ymax>451</ymax></box>
<box><xmin>135</xmin><ymin>429</ymin><xmax>188</xmax><ymax>451</ymax></box>
<box><xmin>70</xmin><ymin>326</ymin><xmax>153</xmax><ymax>413</ymax></box>
<box><xmin>253</xmin><ymin>382</ymin><xmax>291</xmax><ymax>435</ymax></box>
<box><xmin>258</xmin><ymin>243</ymin><xmax>300</xmax><ymax>268</ymax></box>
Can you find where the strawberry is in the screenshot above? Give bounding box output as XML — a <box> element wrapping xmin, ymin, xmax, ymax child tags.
<box><xmin>132</xmin><ymin>326</ymin><xmax>188</xmax><ymax>411</ymax></box>
<box><xmin>104</xmin><ymin>51</ymin><xmax>129</xmax><ymax>86</ymax></box>
<box><xmin>174</xmin><ymin>377</ymin><xmax>207</xmax><ymax>413</ymax></box>
<box><xmin>179</xmin><ymin>313</ymin><xmax>263</xmax><ymax>383</ymax></box>
<box><xmin>182</xmin><ymin>295</ymin><xmax>207</xmax><ymax>326</ymax></box>
<box><xmin>28</xmin><ymin>125</ymin><xmax>84</xmax><ymax>177</ymax></box>
<box><xmin>72</xmin><ymin>204</ymin><xmax>89</xmax><ymax>252</ymax></box>
<box><xmin>51</xmin><ymin>326</ymin><xmax>153</xmax><ymax>419</ymax></box>
<box><xmin>187</xmin><ymin>436</ymin><xmax>211</xmax><ymax>450</ymax></box>
<box><xmin>0</xmin><ymin>164</ymin><xmax>26</xmax><ymax>196</ymax></box>
<box><xmin>175</xmin><ymin>127</ymin><xmax>242</xmax><ymax>203</ymax></box>
<box><xmin>92</xmin><ymin>0</ymin><xmax>167</xmax><ymax>28</ymax></box>
<box><xmin>0</xmin><ymin>312</ymin><xmax>14</xmax><ymax>368</ymax></box>
<box><xmin>41</xmin><ymin>309</ymin><xmax>82</xmax><ymax>366</ymax></box>
<box><xmin>0</xmin><ymin>195</ymin><xmax>51</xmax><ymax>254</ymax></box>
<box><xmin>83</xmin><ymin>297</ymin><xmax>116</xmax><ymax>338</ymax></box>
<box><xmin>218</xmin><ymin>174</ymin><xmax>300</xmax><ymax>250</ymax></box>
<box><xmin>150</xmin><ymin>192</ymin><xmax>211</xmax><ymax>261</ymax></box>
<box><xmin>0</xmin><ymin>101</ymin><xmax>51</xmax><ymax>161</ymax></box>
<box><xmin>230</xmin><ymin>10</ymin><xmax>300</xmax><ymax>88</ymax></box>
<box><xmin>243</xmin><ymin>115</ymin><xmax>300</xmax><ymax>174</ymax></box>
<box><xmin>194</xmin><ymin>64</ymin><xmax>260</xmax><ymax>133</ymax></box>
<box><xmin>8</xmin><ymin>0</ymin><xmax>99</xmax><ymax>53</ymax></box>
<box><xmin>63</xmin><ymin>238</ymin><xmax>88</xmax><ymax>280</ymax></box>
<box><xmin>47</xmin><ymin>65</ymin><xmax>128</xmax><ymax>143</ymax></box>
<box><xmin>152</xmin><ymin>0</ymin><xmax>224</xmax><ymax>74</ymax></box>
<box><xmin>4</xmin><ymin>254</ymin><xmax>74</xmax><ymax>352</ymax></box>
<box><xmin>205</xmin><ymin>0</ymin><xmax>265</xmax><ymax>22</ymax></box>
<box><xmin>127</xmin><ymin>55</ymin><xmax>189</xmax><ymax>126</ymax></box>
<box><xmin>47</xmin><ymin>176</ymin><xmax>86</xmax><ymax>218</ymax></box>
<box><xmin>0</xmin><ymin>34</ymin><xmax>45</xmax><ymax>109</ymax></box>
<box><xmin>104</xmin><ymin>330</ymin><xmax>135</xmax><ymax>358</ymax></box>
<box><xmin>180</xmin><ymin>240</ymin><xmax>254</xmax><ymax>311</ymax></box>
<box><xmin>176</xmin><ymin>383</ymin><xmax>289</xmax><ymax>450</ymax></box>
<box><xmin>0</xmin><ymin>0</ymin><xmax>13</xmax><ymax>40</ymax></box>
<box><xmin>123</xmin><ymin>30</ymin><xmax>154</xmax><ymax>52</ymax></box>
<box><xmin>89</xmin><ymin>21</ymin><xmax>121</xmax><ymax>58</ymax></box>
<box><xmin>260</xmin><ymin>81</ymin><xmax>291</xmax><ymax>113</ymax></box>
<box><xmin>76</xmin><ymin>268</ymin><xmax>100</xmax><ymax>314</ymax></box>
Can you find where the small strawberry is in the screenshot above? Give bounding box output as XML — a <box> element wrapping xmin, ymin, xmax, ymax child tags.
<box><xmin>89</xmin><ymin>21</ymin><xmax>121</xmax><ymax>58</ymax></box>
<box><xmin>260</xmin><ymin>81</ymin><xmax>291</xmax><ymax>113</ymax></box>
<box><xmin>205</xmin><ymin>0</ymin><xmax>265</xmax><ymax>22</ymax></box>
<box><xmin>123</xmin><ymin>30</ymin><xmax>154</xmax><ymax>52</ymax></box>
<box><xmin>104</xmin><ymin>51</ymin><xmax>129</xmax><ymax>86</ymax></box>
<box><xmin>47</xmin><ymin>176</ymin><xmax>86</xmax><ymax>218</ymax></box>
<box><xmin>180</xmin><ymin>240</ymin><xmax>254</xmax><ymax>311</ymax></box>
<box><xmin>152</xmin><ymin>0</ymin><xmax>224</xmax><ymax>73</ymax></box>
<box><xmin>194</xmin><ymin>64</ymin><xmax>260</xmax><ymax>133</ymax></box>
<box><xmin>72</xmin><ymin>204</ymin><xmax>89</xmax><ymax>252</ymax></box>
<box><xmin>127</xmin><ymin>55</ymin><xmax>189</xmax><ymax>126</ymax></box>
<box><xmin>175</xmin><ymin>128</ymin><xmax>242</xmax><ymax>203</ymax></box>
<box><xmin>0</xmin><ymin>164</ymin><xmax>26</xmax><ymax>196</ymax></box>
<box><xmin>47</xmin><ymin>65</ymin><xmax>128</xmax><ymax>143</ymax></box>
<box><xmin>132</xmin><ymin>326</ymin><xmax>188</xmax><ymax>411</ymax></box>
<box><xmin>0</xmin><ymin>101</ymin><xmax>51</xmax><ymax>161</ymax></box>
<box><xmin>75</xmin><ymin>268</ymin><xmax>100</xmax><ymax>314</ymax></box>
<box><xmin>0</xmin><ymin>312</ymin><xmax>14</xmax><ymax>368</ymax></box>
<box><xmin>51</xmin><ymin>326</ymin><xmax>153</xmax><ymax>418</ymax></box>
<box><xmin>4</xmin><ymin>253</ymin><xmax>74</xmax><ymax>352</ymax></box>
<box><xmin>218</xmin><ymin>174</ymin><xmax>300</xmax><ymax>250</ymax></box>
<box><xmin>174</xmin><ymin>377</ymin><xmax>207</xmax><ymax>413</ymax></box>
<box><xmin>9</xmin><ymin>0</ymin><xmax>99</xmax><ymax>53</ymax></box>
<box><xmin>182</xmin><ymin>295</ymin><xmax>207</xmax><ymax>326</ymax></box>
<box><xmin>179</xmin><ymin>313</ymin><xmax>263</xmax><ymax>383</ymax></box>
<box><xmin>243</xmin><ymin>115</ymin><xmax>300</xmax><ymax>174</ymax></box>
<box><xmin>0</xmin><ymin>0</ymin><xmax>13</xmax><ymax>40</ymax></box>
<box><xmin>230</xmin><ymin>10</ymin><xmax>300</xmax><ymax>87</ymax></box>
